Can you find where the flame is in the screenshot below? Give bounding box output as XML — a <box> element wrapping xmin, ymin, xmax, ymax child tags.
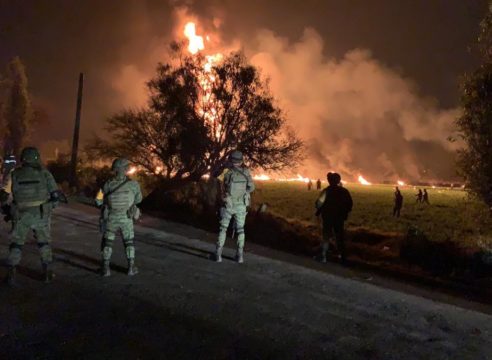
<box><xmin>183</xmin><ymin>21</ymin><xmax>223</xmax><ymax>140</ymax></box>
<box><xmin>358</xmin><ymin>175</ymin><xmax>371</xmax><ymax>186</ymax></box>
<box><xmin>127</xmin><ymin>166</ymin><xmax>137</xmax><ymax>175</ymax></box>
<box><xmin>397</xmin><ymin>180</ymin><xmax>405</xmax><ymax>186</ymax></box>
<box><xmin>253</xmin><ymin>174</ymin><xmax>271</xmax><ymax>181</ymax></box>
<box><xmin>154</xmin><ymin>166</ymin><xmax>163</xmax><ymax>175</ymax></box>
<box><xmin>184</xmin><ymin>22</ymin><xmax>204</xmax><ymax>54</ymax></box>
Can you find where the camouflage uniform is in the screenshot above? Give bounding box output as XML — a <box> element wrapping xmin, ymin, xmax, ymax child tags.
<box><xmin>95</xmin><ymin>158</ymin><xmax>142</xmax><ymax>276</ymax></box>
<box><xmin>3</xmin><ymin>147</ymin><xmax>58</xmax><ymax>285</ymax></box>
<box><xmin>216</xmin><ymin>151</ymin><xmax>255</xmax><ymax>263</ymax></box>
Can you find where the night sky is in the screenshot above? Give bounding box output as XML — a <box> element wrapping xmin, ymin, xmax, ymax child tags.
<box><xmin>0</xmin><ymin>0</ymin><xmax>488</xmax><ymax>180</ymax></box>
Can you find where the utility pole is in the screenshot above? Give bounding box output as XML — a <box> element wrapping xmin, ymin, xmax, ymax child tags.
<box><xmin>69</xmin><ymin>73</ymin><xmax>84</xmax><ymax>188</ymax></box>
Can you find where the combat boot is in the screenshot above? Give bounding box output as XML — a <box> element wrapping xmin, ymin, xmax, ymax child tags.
<box><xmin>215</xmin><ymin>246</ymin><xmax>223</xmax><ymax>263</ymax></box>
<box><xmin>6</xmin><ymin>266</ymin><xmax>16</xmax><ymax>287</ymax></box>
<box><xmin>42</xmin><ymin>263</ymin><xmax>55</xmax><ymax>283</ymax></box>
<box><xmin>127</xmin><ymin>259</ymin><xmax>138</xmax><ymax>276</ymax></box>
<box><xmin>101</xmin><ymin>260</ymin><xmax>111</xmax><ymax>277</ymax></box>
<box><xmin>236</xmin><ymin>248</ymin><xmax>244</xmax><ymax>264</ymax></box>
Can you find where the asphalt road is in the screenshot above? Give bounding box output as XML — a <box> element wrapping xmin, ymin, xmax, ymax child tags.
<box><xmin>0</xmin><ymin>204</ymin><xmax>491</xmax><ymax>359</ymax></box>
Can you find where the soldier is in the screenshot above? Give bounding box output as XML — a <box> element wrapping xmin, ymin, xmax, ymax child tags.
<box><xmin>393</xmin><ymin>186</ymin><xmax>403</xmax><ymax>217</ymax></box>
<box><xmin>307</xmin><ymin>179</ymin><xmax>313</xmax><ymax>191</ymax></box>
<box><xmin>215</xmin><ymin>150</ymin><xmax>255</xmax><ymax>263</ymax></box>
<box><xmin>1</xmin><ymin>147</ymin><xmax>59</xmax><ymax>286</ymax></box>
<box><xmin>95</xmin><ymin>158</ymin><xmax>142</xmax><ymax>277</ymax></box>
<box><xmin>315</xmin><ymin>172</ymin><xmax>353</xmax><ymax>263</ymax></box>
<box><xmin>316</xmin><ymin>179</ymin><xmax>322</xmax><ymax>190</ymax></box>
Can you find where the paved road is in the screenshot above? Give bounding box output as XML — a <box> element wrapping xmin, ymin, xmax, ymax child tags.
<box><xmin>0</xmin><ymin>204</ymin><xmax>491</xmax><ymax>359</ymax></box>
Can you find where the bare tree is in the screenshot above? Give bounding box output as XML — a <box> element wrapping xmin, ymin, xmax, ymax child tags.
<box><xmin>88</xmin><ymin>48</ymin><xmax>303</xmax><ymax>181</ymax></box>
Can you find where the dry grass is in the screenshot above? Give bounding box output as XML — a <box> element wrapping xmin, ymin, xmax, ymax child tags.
<box><xmin>252</xmin><ymin>182</ymin><xmax>492</xmax><ymax>248</ymax></box>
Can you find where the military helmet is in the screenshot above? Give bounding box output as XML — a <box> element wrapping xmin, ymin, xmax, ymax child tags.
<box><xmin>20</xmin><ymin>147</ymin><xmax>40</xmax><ymax>164</ymax></box>
<box><xmin>111</xmin><ymin>158</ymin><xmax>130</xmax><ymax>171</ymax></box>
<box><xmin>229</xmin><ymin>150</ymin><xmax>243</xmax><ymax>164</ymax></box>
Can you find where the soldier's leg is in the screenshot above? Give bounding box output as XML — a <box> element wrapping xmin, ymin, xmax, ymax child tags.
<box><xmin>121</xmin><ymin>220</ymin><xmax>138</xmax><ymax>276</ymax></box>
<box><xmin>101</xmin><ymin>223</ymin><xmax>117</xmax><ymax>276</ymax></box>
<box><xmin>216</xmin><ymin>207</ymin><xmax>232</xmax><ymax>262</ymax></box>
<box><xmin>5</xmin><ymin>213</ymin><xmax>31</xmax><ymax>286</ymax></box>
<box><xmin>7</xmin><ymin>214</ymin><xmax>30</xmax><ymax>267</ymax></box>
<box><xmin>234</xmin><ymin>206</ymin><xmax>247</xmax><ymax>263</ymax></box>
<box><xmin>33</xmin><ymin>214</ymin><xmax>55</xmax><ymax>283</ymax></box>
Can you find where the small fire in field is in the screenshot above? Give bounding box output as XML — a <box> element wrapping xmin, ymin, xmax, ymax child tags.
<box><xmin>397</xmin><ymin>180</ymin><xmax>405</xmax><ymax>186</ymax></box>
<box><xmin>358</xmin><ymin>175</ymin><xmax>372</xmax><ymax>186</ymax></box>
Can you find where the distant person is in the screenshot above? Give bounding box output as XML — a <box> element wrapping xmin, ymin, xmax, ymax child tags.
<box><xmin>393</xmin><ymin>187</ymin><xmax>403</xmax><ymax>217</ymax></box>
<box><xmin>416</xmin><ymin>189</ymin><xmax>423</xmax><ymax>203</ymax></box>
<box><xmin>423</xmin><ymin>189</ymin><xmax>430</xmax><ymax>204</ymax></box>
<box><xmin>315</xmin><ymin>172</ymin><xmax>353</xmax><ymax>263</ymax></box>
<box><xmin>316</xmin><ymin>179</ymin><xmax>322</xmax><ymax>190</ymax></box>
<box><xmin>307</xmin><ymin>179</ymin><xmax>313</xmax><ymax>191</ymax></box>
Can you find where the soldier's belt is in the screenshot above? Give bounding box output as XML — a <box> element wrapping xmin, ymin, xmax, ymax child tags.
<box><xmin>16</xmin><ymin>200</ymin><xmax>46</xmax><ymax>208</ymax></box>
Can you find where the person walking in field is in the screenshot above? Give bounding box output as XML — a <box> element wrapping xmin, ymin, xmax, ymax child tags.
<box><xmin>416</xmin><ymin>189</ymin><xmax>423</xmax><ymax>203</ymax></box>
<box><xmin>393</xmin><ymin>186</ymin><xmax>403</xmax><ymax>217</ymax></box>
<box><xmin>307</xmin><ymin>179</ymin><xmax>313</xmax><ymax>191</ymax></box>
<box><xmin>422</xmin><ymin>189</ymin><xmax>430</xmax><ymax>204</ymax></box>
<box><xmin>315</xmin><ymin>172</ymin><xmax>353</xmax><ymax>264</ymax></box>
<box><xmin>316</xmin><ymin>179</ymin><xmax>322</xmax><ymax>190</ymax></box>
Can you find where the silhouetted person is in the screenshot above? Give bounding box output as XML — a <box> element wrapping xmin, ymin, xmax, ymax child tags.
<box><xmin>416</xmin><ymin>189</ymin><xmax>423</xmax><ymax>203</ymax></box>
<box><xmin>315</xmin><ymin>172</ymin><xmax>353</xmax><ymax>263</ymax></box>
<box><xmin>307</xmin><ymin>179</ymin><xmax>313</xmax><ymax>191</ymax></box>
<box><xmin>393</xmin><ymin>187</ymin><xmax>403</xmax><ymax>217</ymax></box>
<box><xmin>423</xmin><ymin>189</ymin><xmax>430</xmax><ymax>204</ymax></box>
<box><xmin>316</xmin><ymin>179</ymin><xmax>322</xmax><ymax>190</ymax></box>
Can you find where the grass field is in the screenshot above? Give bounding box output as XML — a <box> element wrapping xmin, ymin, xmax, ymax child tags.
<box><xmin>252</xmin><ymin>181</ymin><xmax>492</xmax><ymax>248</ymax></box>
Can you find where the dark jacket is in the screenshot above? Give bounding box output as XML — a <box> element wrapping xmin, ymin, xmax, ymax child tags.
<box><xmin>315</xmin><ymin>185</ymin><xmax>353</xmax><ymax>220</ymax></box>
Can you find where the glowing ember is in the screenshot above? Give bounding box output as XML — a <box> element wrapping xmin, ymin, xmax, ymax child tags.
<box><xmin>358</xmin><ymin>175</ymin><xmax>372</xmax><ymax>186</ymax></box>
<box><xmin>127</xmin><ymin>166</ymin><xmax>137</xmax><ymax>175</ymax></box>
<box><xmin>183</xmin><ymin>22</ymin><xmax>204</xmax><ymax>54</ymax></box>
<box><xmin>154</xmin><ymin>166</ymin><xmax>163</xmax><ymax>175</ymax></box>
<box><xmin>253</xmin><ymin>174</ymin><xmax>271</xmax><ymax>181</ymax></box>
<box><xmin>397</xmin><ymin>180</ymin><xmax>405</xmax><ymax>186</ymax></box>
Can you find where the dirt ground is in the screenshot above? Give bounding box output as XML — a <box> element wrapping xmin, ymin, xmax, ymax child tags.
<box><xmin>0</xmin><ymin>203</ymin><xmax>491</xmax><ymax>359</ymax></box>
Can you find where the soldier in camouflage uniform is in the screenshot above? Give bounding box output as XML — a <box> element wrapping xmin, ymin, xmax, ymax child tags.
<box><xmin>215</xmin><ymin>151</ymin><xmax>255</xmax><ymax>263</ymax></box>
<box><xmin>95</xmin><ymin>158</ymin><xmax>142</xmax><ymax>277</ymax></box>
<box><xmin>1</xmin><ymin>147</ymin><xmax>59</xmax><ymax>286</ymax></box>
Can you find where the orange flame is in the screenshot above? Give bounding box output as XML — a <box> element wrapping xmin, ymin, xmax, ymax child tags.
<box><xmin>358</xmin><ymin>175</ymin><xmax>371</xmax><ymax>185</ymax></box>
<box><xmin>127</xmin><ymin>166</ymin><xmax>137</xmax><ymax>175</ymax></box>
<box><xmin>397</xmin><ymin>180</ymin><xmax>405</xmax><ymax>186</ymax></box>
<box><xmin>253</xmin><ymin>174</ymin><xmax>271</xmax><ymax>181</ymax></box>
<box><xmin>184</xmin><ymin>22</ymin><xmax>204</xmax><ymax>54</ymax></box>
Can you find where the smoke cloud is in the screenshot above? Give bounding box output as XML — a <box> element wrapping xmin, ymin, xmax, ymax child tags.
<box><xmin>109</xmin><ymin>9</ymin><xmax>460</xmax><ymax>182</ymax></box>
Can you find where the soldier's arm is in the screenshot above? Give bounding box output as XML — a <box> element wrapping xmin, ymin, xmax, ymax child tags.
<box><xmin>44</xmin><ymin>170</ymin><xmax>59</xmax><ymax>193</ymax></box>
<box><xmin>345</xmin><ymin>189</ymin><xmax>353</xmax><ymax>213</ymax></box>
<box><xmin>133</xmin><ymin>181</ymin><xmax>143</xmax><ymax>205</ymax></box>
<box><xmin>0</xmin><ymin>172</ymin><xmax>12</xmax><ymax>199</ymax></box>
<box><xmin>245</xmin><ymin>169</ymin><xmax>255</xmax><ymax>193</ymax></box>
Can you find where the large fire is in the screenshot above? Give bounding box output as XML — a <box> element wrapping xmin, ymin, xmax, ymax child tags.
<box><xmin>183</xmin><ymin>22</ymin><xmax>223</xmax><ymax>139</ymax></box>
<box><xmin>358</xmin><ymin>175</ymin><xmax>372</xmax><ymax>186</ymax></box>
